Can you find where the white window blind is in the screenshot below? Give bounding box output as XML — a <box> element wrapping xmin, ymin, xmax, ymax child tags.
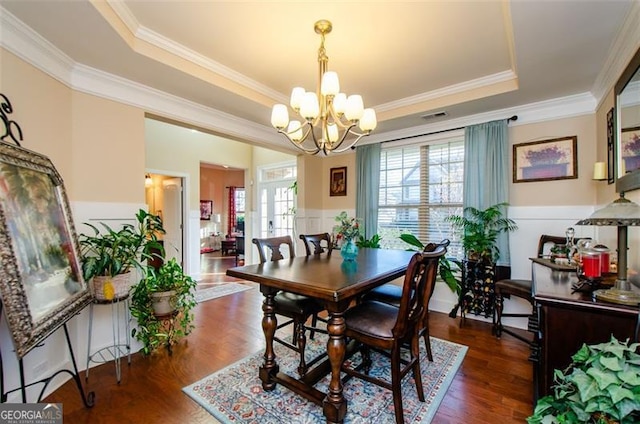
<box><xmin>378</xmin><ymin>140</ymin><xmax>464</xmax><ymax>258</ymax></box>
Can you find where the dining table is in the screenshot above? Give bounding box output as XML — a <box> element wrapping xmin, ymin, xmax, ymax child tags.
<box><xmin>226</xmin><ymin>247</ymin><xmax>416</xmax><ymax>424</ymax></box>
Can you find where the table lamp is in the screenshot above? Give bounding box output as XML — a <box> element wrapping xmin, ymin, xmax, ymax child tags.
<box><xmin>576</xmin><ymin>193</ymin><xmax>640</xmax><ymax>305</ymax></box>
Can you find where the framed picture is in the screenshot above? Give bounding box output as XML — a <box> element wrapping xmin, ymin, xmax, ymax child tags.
<box><xmin>200</xmin><ymin>200</ymin><xmax>212</xmax><ymax>220</ymax></box>
<box><xmin>0</xmin><ymin>141</ymin><xmax>91</xmax><ymax>358</ymax></box>
<box><xmin>513</xmin><ymin>136</ymin><xmax>578</xmax><ymax>183</ymax></box>
<box><xmin>329</xmin><ymin>167</ymin><xmax>347</xmax><ymax>197</ymax></box>
<box><xmin>620</xmin><ymin>126</ymin><xmax>640</xmax><ymax>175</ymax></box>
<box><xmin>607</xmin><ymin>107</ymin><xmax>615</xmax><ymax>184</ymax></box>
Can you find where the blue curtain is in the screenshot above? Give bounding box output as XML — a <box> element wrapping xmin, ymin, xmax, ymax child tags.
<box><xmin>463</xmin><ymin>120</ymin><xmax>511</xmax><ymax>265</ymax></box>
<box><xmin>356</xmin><ymin>143</ymin><xmax>381</xmax><ymax>240</ymax></box>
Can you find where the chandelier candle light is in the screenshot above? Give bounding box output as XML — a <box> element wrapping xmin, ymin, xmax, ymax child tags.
<box><xmin>270</xmin><ymin>20</ymin><xmax>377</xmax><ymax>155</ymax></box>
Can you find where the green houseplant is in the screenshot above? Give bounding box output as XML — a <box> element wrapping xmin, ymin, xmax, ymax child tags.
<box><xmin>445</xmin><ymin>202</ymin><xmax>517</xmax><ymax>318</ymax></box>
<box><xmin>528</xmin><ymin>336</ymin><xmax>640</xmax><ymax>424</ymax></box>
<box><xmin>445</xmin><ymin>202</ymin><xmax>518</xmax><ymax>263</ymax></box>
<box><xmin>79</xmin><ymin>209</ymin><xmax>165</xmax><ymax>300</ymax></box>
<box><xmin>129</xmin><ymin>258</ymin><xmax>197</xmax><ymax>355</ymax></box>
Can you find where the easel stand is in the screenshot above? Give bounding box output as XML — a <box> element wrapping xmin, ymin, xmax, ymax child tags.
<box><xmin>0</xmin><ymin>305</ymin><xmax>95</xmax><ymax>406</ymax></box>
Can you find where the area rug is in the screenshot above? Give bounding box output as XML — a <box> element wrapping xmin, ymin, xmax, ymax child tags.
<box><xmin>195</xmin><ymin>283</ymin><xmax>253</xmax><ymax>303</ymax></box>
<box><xmin>183</xmin><ymin>334</ymin><xmax>467</xmax><ymax>423</ymax></box>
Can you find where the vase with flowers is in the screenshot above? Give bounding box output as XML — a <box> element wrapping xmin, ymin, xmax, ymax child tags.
<box><xmin>333</xmin><ymin>211</ymin><xmax>361</xmax><ymax>261</ymax></box>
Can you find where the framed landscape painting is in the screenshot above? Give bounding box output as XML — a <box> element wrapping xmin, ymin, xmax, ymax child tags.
<box><xmin>620</xmin><ymin>126</ymin><xmax>640</xmax><ymax>175</ymax></box>
<box><xmin>0</xmin><ymin>141</ymin><xmax>91</xmax><ymax>358</ymax></box>
<box><xmin>513</xmin><ymin>136</ymin><xmax>578</xmax><ymax>183</ymax></box>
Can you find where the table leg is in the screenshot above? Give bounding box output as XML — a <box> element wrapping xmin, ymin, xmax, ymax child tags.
<box><xmin>322</xmin><ymin>311</ymin><xmax>347</xmax><ymax>424</ymax></box>
<box><xmin>259</xmin><ymin>290</ymin><xmax>279</xmax><ymax>390</ymax></box>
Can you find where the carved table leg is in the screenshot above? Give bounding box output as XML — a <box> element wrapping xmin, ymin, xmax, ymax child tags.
<box><xmin>259</xmin><ymin>288</ymin><xmax>279</xmax><ymax>390</ymax></box>
<box><xmin>322</xmin><ymin>311</ymin><xmax>347</xmax><ymax>424</ymax></box>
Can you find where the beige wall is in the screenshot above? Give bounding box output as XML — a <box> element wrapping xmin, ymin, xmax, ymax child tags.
<box><xmin>145</xmin><ymin>119</ymin><xmax>253</xmax><ymax>211</ymax></box>
<box><xmin>508</xmin><ymin>114</ymin><xmax>598</xmax><ymax>206</ymax></box>
<box><xmin>285</xmin><ymin>151</ymin><xmax>357</xmax><ymax>219</ymax></box>
<box><xmin>71</xmin><ymin>92</ymin><xmax>145</xmax><ymax>202</ymax></box>
<box><xmin>1</xmin><ymin>49</ymin><xmax>74</xmax><ymax>192</ymax></box>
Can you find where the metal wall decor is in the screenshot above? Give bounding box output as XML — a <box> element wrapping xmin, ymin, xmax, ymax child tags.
<box><xmin>607</xmin><ymin>107</ymin><xmax>615</xmax><ymax>184</ymax></box>
<box><xmin>1</xmin><ymin>94</ymin><xmax>24</xmax><ymax>147</ymax></box>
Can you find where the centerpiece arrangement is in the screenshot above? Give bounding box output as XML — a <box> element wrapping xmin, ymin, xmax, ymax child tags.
<box><xmin>333</xmin><ymin>211</ymin><xmax>361</xmax><ymax>261</ymax></box>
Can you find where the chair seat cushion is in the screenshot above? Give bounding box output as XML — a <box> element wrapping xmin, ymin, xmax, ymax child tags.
<box><xmin>344</xmin><ymin>300</ymin><xmax>399</xmax><ymax>341</ymax></box>
<box><xmin>362</xmin><ymin>283</ymin><xmax>402</xmax><ymax>307</ymax></box>
<box><xmin>274</xmin><ymin>292</ymin><xmax>324</xmax><ymax>317</ymax></box>
<box><xmin>495</xmin><ymin>278</ymin><xmax>532</xmax><ymax>300</ymax></box>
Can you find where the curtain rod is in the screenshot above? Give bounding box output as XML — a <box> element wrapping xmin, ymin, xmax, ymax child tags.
<box><xmin>380</xmin><ymin>115</ymin><xmax>518</xmax><ymax>145</ymax></box>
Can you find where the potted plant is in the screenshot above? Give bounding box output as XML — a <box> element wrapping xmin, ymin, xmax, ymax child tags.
<box><xmin>445</xmin><ymin>202</ymin><xmax>517</xmax><ymax>317</ymax></box>
<box><xmin>528</xmin><ymin>336</ymin><xmax>640</xmax><ymax>424</ymax></box>
<box><xmin>445</xmin><ymin>202</ymin><xmax>518</xmax><ymax>263</ymax></box>
<box><xmin>333</xmin><ymin>211</ymin><xmax>361</xmax><ymax>261</ymax></box>
<box><xmin>79</xmin><ymin>209</ymin><xmax>165</xmax><ymax>301</ymax></box>
<box><xmin>129</xmin><ymin>258</ymin><xmax>197</xmax><ymax>355</ymax></box>
<box><xmin>399</xmin><ymin>233</ymin><xmax>461</xmax><ymax>296</ymax></box>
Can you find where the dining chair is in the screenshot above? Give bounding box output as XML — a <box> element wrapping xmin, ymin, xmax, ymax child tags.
<box><xmin>299</xmin><ymin>232</ymin><xmax>332</xmax><ymax>255</ymax></box>
<box><xmin>252</xmin><ymin>235</ymin><xmax>326</xmax><ymax>376</ymax></box>
<box><xmin>493</xmin><ymin>234</ymin><xmax>589</xmax><ymax>344</ymax></box>
<box><xmin>361</xmin><ymin>239</ymin><xmax>450</xmax><ymax>362</ymax></box>
<box><xmin>341</xmin><ymin>246</ymin><xmax>446</xmax><ymax>424</ymax></box>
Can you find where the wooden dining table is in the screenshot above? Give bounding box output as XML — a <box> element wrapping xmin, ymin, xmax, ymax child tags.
<box><xmin>226</xmin><ymin>247</ymin><xmax>416</xmax><ymax>424</ymax></box>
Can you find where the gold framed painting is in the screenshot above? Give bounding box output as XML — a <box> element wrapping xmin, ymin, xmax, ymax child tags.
<box><xmin>513</xmin><ymin>136</ymin><xmax>578</xmax><ymax>183</ymax></box>
<box><xmin>0</xmin><ymin>141</ymin><xmax>91</xmax><ymax>358</ymax></box>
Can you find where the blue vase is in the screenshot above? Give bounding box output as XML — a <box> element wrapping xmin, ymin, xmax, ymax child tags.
<box><xmin>340</xmin><ymin>238</ymin><xmax>359</xmax><ymax>262</ymax></box>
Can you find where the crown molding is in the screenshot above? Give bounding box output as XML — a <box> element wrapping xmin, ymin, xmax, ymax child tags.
<box><xmin>591</xmin><ymin>0</ymin><xmax>640</xmax><ymax>107</ymax></box>
<box><xmin>375</xmin><ymin>70</ymin><xmax>517</xmax><ymax>113</ymax></box>
<box><xmin>366</xmin><ymin>92</ymin><xmax>596</xmax><ymax>144</ymax></box>
<box><xmin>71</xmin><ymin>64</ymin><xmax>284</xmax><ymax>147</ymax></box>
<box><xmin>97</xmin><ymin>1</ymin><xmax>284</xmax><ymax>105</ymax></box>
<box><xmin>0</xmin><ymin>5</ymin><xmax>604</xmax><ymax>153</ymax></box>
<box><xmin>0</xmin><ymin>6</ymin><xmax>74</xmax><ymax>87</ymax></box>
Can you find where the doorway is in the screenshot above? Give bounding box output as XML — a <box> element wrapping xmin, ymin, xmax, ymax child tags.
<box><xmin>145</xmin><ymin>173</ymin><xmax>185</xmax><ymax>267</ymax></box>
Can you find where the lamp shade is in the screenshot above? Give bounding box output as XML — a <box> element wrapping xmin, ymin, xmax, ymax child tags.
<box><xmin>576</xmin><ymin>196</ymin><xmax>640</xmax><ymax>226</ymax></box>
<box><xmin>271</xmin><ymin>104</ymin><xmax>289</xmax><ymax>129</ymax></box>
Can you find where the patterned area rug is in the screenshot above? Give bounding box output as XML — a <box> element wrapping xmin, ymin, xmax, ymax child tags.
<box><xmin>195</xmin><ymin>283</ymin><xmax>253</xmax><ymax>303</ymax></box>
<box><xmin>183</xmin><ymin>334</ymin><xmax>467</xmax><ymax>423</ymax></box>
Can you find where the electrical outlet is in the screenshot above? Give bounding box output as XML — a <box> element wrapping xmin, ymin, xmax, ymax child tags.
<box><xmin>33</xmin><ymin>360</ymin><xmax>48</xmax><ymax>376</ymax></box>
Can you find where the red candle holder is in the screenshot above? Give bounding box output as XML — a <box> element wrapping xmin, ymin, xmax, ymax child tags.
<box><xmin>581</xmin><ymin>252</ymin><xmax>601</xmax><ymax>279</ymax></box>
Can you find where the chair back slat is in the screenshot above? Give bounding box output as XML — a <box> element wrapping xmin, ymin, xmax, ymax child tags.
<box><xmin>299</xmin><ymin>233</ymin><xmax>332</xmax><ymax>256</ymax></box>
<box><xmin>252</xmin><ymin>236</ymin><xmax>295</xmax><ymax>263</ymax></box>
<box><xmin>393</xmin><ymin>245</ymin><xmax>446</xmax><ymax>340</ymax></box>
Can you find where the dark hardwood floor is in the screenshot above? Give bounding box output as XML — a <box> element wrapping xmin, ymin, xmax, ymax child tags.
<box><xmin>45</xmin><ymin>254</ymin><xmax>534</xmax><ymax>423</ymax></box>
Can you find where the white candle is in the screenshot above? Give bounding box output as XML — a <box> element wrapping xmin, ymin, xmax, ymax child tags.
<box><xmin>592</xmin><ymin>162</ymin><xmax>606</xmax><ymax>180</ymax></box>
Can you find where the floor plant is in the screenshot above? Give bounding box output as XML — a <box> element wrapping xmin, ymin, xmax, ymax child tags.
<box><xmin>129</xmin><ymin>258</ymin><xmax>197</xmax><ymax>355</ymax></box>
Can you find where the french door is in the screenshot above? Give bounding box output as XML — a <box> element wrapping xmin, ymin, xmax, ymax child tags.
<box><xmin>258</xmin><ymin>181</ymin><xmax>295</xmax><ymax>239</ymax></box>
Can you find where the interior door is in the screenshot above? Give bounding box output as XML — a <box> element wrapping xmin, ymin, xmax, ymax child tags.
<box><xmin>162</xmin><ymin>178</ymin><xmax>183</xmax><ymax>264</ymax></box>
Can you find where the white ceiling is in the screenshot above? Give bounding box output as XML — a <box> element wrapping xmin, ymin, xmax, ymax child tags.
<box><xmin>1</xmin><ymin>1</ymin><xmax>639</xmax><ymax>154</ymax></box>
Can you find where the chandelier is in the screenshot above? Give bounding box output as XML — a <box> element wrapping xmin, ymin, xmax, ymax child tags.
<box><xmin>270</xmin><ymin>20</ymin><xmax>377</xmax><ymax>155</ymax></box>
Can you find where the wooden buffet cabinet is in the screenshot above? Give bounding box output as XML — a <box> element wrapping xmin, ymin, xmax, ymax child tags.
<box><xmin>532</xmin><ymin>260</ymin><xmax>639</xmax><ymax>400</ymax></box>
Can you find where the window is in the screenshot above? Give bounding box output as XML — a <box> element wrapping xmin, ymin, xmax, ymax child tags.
<box><xmin>377</xmin><ymin>139</ymin><xmax>464</xmax><ymax>258</ymax></box>
<box><xmin>235</xmin><ymin>189</ymin><xmax>245</xmax><ymax>232</ymax></box>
